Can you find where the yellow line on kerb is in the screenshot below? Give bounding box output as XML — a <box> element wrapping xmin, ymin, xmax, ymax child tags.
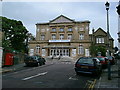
<box><xmin>88</xmin><ymin>79</ymin><xmax>96</xmax><ymax>90</ymax></box>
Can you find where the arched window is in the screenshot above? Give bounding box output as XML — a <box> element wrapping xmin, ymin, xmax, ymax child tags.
<box><xmin>36</xmin><ymin>45</ymin><xmax>40</xmax><ymax>54</ymax></box>
<box><xmin>78</xmin><ymin>45</ymin><xmax>84</xmax><ymax>55</ymax></box>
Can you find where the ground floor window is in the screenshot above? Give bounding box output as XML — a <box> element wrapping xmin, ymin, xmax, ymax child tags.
<box><xmin>78</xmin><ymin>45</ymin><xmax>84</xmax><ymax>55</ymax></box>
<box><xmin>50</xmin><ymin>49</ymin><xmax>70</xmax><ymax>56</ymax></box>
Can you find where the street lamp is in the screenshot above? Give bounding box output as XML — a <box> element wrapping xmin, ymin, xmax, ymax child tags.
<box><xmin>105</xmin><ymin>1</ymin><xmax>111</xmax><ymax>80</ymax></box>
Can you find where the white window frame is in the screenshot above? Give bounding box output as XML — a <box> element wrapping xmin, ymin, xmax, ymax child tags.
<box><xmin>78</xmin><ymin>45</ymin><xmax>84</xmax><ymax>55</ymax></box>
<box><xmin>41</xmin><ymin>35</ymin><xmax>45</xmax><ymax>40</ymax></box>
<box><xmin>59</xmin><ymin>34</ymin><xmax>64</xmax><ymax>40</ymax></box>
<box><xmin>36</xmin><ymin>45</ymin><xmax>40</xmax><ymax>54</ymax></box>
<box><xmin>101</xmin><ymin>38</ymin><xmax>104</xmax><ymax>43</ymax></box>
<box><xmin>67</xmin><ymin>34</ymin><xmax>72</xmax><ymax>40</ymax></box>
<box><xmin>79</xmin><ymin>34</ymin><xmax>84</xmax><ymax>40</ymax></box>
<box><xmin>52</xmin><ymin>34</ymin><xmax>56</xmax><ymax>40</ymax></box>
<box><xmin>96</xmin><ymin>37</ymin><xmax>104</xmax><ymax>43</ymax></box>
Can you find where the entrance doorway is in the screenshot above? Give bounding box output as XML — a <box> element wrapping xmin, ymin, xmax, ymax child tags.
<box><xmin>50</xmin><ymin>49</ymin><xmax>70</xmax><ymax>57</ymax></box>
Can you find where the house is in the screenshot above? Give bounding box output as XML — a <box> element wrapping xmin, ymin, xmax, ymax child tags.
<box><xmin>89</xmin><ymin>28</ymin><xmax>114</xmax><ymax>56</ymax></box>
<box><xmin>29</xmin><ymin>15</ymin><xmax>91</xmax><ymax>58</ymax></box>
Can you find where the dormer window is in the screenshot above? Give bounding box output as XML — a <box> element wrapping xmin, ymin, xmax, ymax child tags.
<box><xmin>96</xmin><ymin>37</ymin><xmax>104</xmax><ymax>43</ymax></box>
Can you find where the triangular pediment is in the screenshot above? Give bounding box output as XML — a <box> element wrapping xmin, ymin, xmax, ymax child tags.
<box><xmin>50</xmin><ymin>15</ymin><xmax>74</xmax><ymax>23</ymax></box>
<box><xmin>94</xmin><ymin>28</ymin><xmax>107</xmax><ymax>36</ymax></box>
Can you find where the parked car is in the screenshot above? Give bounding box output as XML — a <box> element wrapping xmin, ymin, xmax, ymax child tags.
<box><xmin>24</xmin><ymin>55</ymin><xmax>46</xmax><ymax>66</ymax></box>
<box><xmin>108</xmin><ymin>56</ymin><xmax>115</xmax><ymax>65</ymax></box>
<box><xmin>75</xmin><ymin>57</ymin><xmax>102</xmax><ymax>76</ymax></box>
<box><xmin>96</xmin><ymin>56</ymin><xmax>108</xmax><ymax>68</ymax></box>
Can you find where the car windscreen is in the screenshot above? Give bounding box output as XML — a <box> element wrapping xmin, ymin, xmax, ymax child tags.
<box><xmin>26</xmin><ymin>56</ymin><xmax>36</xmax><ymax>60</ymax></box>
<box><xmin>108</xmin><ymin>56</ymin><xmax>112</xmax><ymax>59</ymax></box>
<box><xmin>97</xmin><ymin>57</ymin><xmax>105</xmax><ymax>61</ymax></box>
<box><xmin>77</xmin><ymin>58</ymin><xmax>93</xmax><ymax>64</ymax></box>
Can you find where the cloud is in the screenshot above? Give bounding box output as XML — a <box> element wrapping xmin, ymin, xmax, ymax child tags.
<box><xmin>2</xmin><ymin>2</ymin><xmax>119</xmax><ymax>46</ymax></box>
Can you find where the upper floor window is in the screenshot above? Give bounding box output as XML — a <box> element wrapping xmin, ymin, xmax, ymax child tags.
<box><xmin>52</xmin><ymin>28</ymin><xmax>56</xmax><ymax>32</ymax></box>
<box><xmin>67</xmin><ymin>34</ymin><xmax>72</xmax><ymax>40</ymax></box>
<box><xmin>79</xmin><ymin>34</ymin><xmax>84</xmax><ymax>40</ymax></box>
<box><xmin>41</xmin><ymin>35</ymin><xmax>45</xmax><ymax>40</ymax></box>
<box><xmin>86</xmin><ymin>26</ymin><xmax>89</xmax><ymax>30</ymax></box>
<box><xmin>37</xmin><ymin>28</ymin><xmax>40</xmax><ymax>32</ymax></box>
<box><xmin>96</xmin><ymin>37</ymin><xmax>104</xmax><ymax>43</ymax></box>
<box><xmin>79</xmin><ymin>27</ymin><xmax>84</xmax><ymax>31</ymax></box>
<box><xmin>52</xmin><ymin>34</ymin><xmax>56</xmax><ymax>40</ymax></box>
<box><xmin>59</xmin><ymin>34</ymin><xmax>64</xmax><ymax>40</ymax></box>
<box><xmin>59</xmin><ymin>28</ymin><xmax>64</xmax><ymax>32</ymax></box>
<box><xmin>68</xmin><ymin>27</ymin><xmax>72</xmax><ymax>31</ymax></box>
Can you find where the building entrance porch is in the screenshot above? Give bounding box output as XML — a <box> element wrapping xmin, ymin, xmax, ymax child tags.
<box><xmin>50</xmin><ymin>49</ymin><xmax>70</xmax><ymax>57</ymax></box>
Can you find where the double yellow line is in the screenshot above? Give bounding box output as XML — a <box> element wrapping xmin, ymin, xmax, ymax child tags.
<box><xmin>88</xmin><ymin>79</ymin><xmax>96</xmax><ymax>90</ymax></box>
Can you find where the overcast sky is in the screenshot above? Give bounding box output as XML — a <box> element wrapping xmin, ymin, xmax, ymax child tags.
<box><xmin>1</xmin><ymin>1</ymin><xmax>119</xmax><ymax>47</ymax></box>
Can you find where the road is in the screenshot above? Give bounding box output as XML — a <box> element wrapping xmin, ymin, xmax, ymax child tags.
<box><xmin>2</xmin><ymin>60</ymin><xmax>99</xmax><ymax>88</ymax></box>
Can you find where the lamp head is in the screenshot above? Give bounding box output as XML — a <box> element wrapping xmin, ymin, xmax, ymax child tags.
<box><xmin>105</xmin><ymin>1</ymin><xmax>110</xmax><ymax>10</ymax></box>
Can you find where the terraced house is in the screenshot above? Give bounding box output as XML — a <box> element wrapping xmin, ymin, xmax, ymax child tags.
<box><xmin>29</xmin><ymin>15</ymin><xmax>91</xmax><ymax>58</ymax></box>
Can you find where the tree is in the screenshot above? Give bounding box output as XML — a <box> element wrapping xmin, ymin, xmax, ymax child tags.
<box><xmin>114</xmin><ymin>46</ymin><xmax>118</xmax><ymax>53</ymax></box>
<box><xmin>25</xmin><ymin>33</ymin><xmax>35</xmax><ymax>54</ymax></box>
<box><xmin>90</xmin><ymin>45</ymin><xmax>106</xmax><ymax>57</ymax></box>
<box><xmin>2</xmin><ymin>16</ymin><xmax>28</xmax><ymax>53</ymax></box>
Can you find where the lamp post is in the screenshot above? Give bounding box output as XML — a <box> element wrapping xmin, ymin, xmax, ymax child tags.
<box><xmin>105</xmin><ymin>1</ymin><xmax>111</xmax><ymax>80</ymax></box>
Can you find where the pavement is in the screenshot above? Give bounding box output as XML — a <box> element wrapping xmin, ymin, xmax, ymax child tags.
<box><xmin>94</xmin><ymin>59</ymin><xmax>120</xmax><ymax>89</ymax></box>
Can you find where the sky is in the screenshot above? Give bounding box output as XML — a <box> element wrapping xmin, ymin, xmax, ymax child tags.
<box><xmin>1</xmin><ymin>1</ymin><xmax>119</xmax><ymax>47</ymax></box>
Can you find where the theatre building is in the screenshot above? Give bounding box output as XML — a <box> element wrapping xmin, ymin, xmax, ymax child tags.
<box><xmin>29</xmin><ymin>15</ymin><xmax>91</xmax><ymax>58</ymax></box>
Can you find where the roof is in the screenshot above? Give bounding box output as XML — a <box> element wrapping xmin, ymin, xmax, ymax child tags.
<box><xmin>94</xmin><ymin>27</ymin><xmax>114</xmax><ymax>40</ymax></box>
<box><xmin>94</xmin><ymin>28</ymin><xmax>107</xmax><ymax>35</ymax></box>
<box><xmin>49</xmin><ymin>15</ymin><xmax>75</xmax><ymax>23</ymax></box>
<box><xmin>36</xmin><ymin>15</ymin><xmax>90</xmax><ymax>25</ymax></box>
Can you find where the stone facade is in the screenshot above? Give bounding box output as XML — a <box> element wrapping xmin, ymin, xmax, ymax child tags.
<box><xmin>89</xmin><ymin>28</ymin><xmax>114</xmax><ymax>55</ymax></box>
<box><xmin>29</xmin><ymin>15</ymin><xmax>91</xmax><ymax>58</ymax></box>
<box><xmin>29</xmin><ymin>15</ymin><xmax>114</xmax><ymax>58</ymax></box>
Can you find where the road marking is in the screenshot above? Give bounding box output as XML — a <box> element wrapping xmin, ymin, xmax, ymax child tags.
<box><xmin>22</xmin><ymin>72</ymin><xmax>47</xmax><ymax>81</ymax></box>
<box><xmin>88</xmin><ymin>79</ymin><xmax>96</xmax><ymax>89</ymax></box>
<box><xmin>69</xmin><ymin>77</ymin><xmax>78</xmax><ymax>80</ymax></box>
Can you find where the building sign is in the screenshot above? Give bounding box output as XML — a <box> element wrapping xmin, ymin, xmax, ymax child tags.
<box><xmin>72</xmin><ymin>49</ymin><xmax>76</xmax><ymax>57</ymax></box>
<box><xmin>49</xmin><ymin>40</ymin><xmax>70</xmax><ymax>42</ymax></box>
<box><xmin>42</xmin><ymin>49</ymin><xmax>46</xmax><ymax>56</ymax></box>
<box><xmin>29</xmin><ymin>49</ymin><xmax>34</xmax><ymax>56</ymax></box>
